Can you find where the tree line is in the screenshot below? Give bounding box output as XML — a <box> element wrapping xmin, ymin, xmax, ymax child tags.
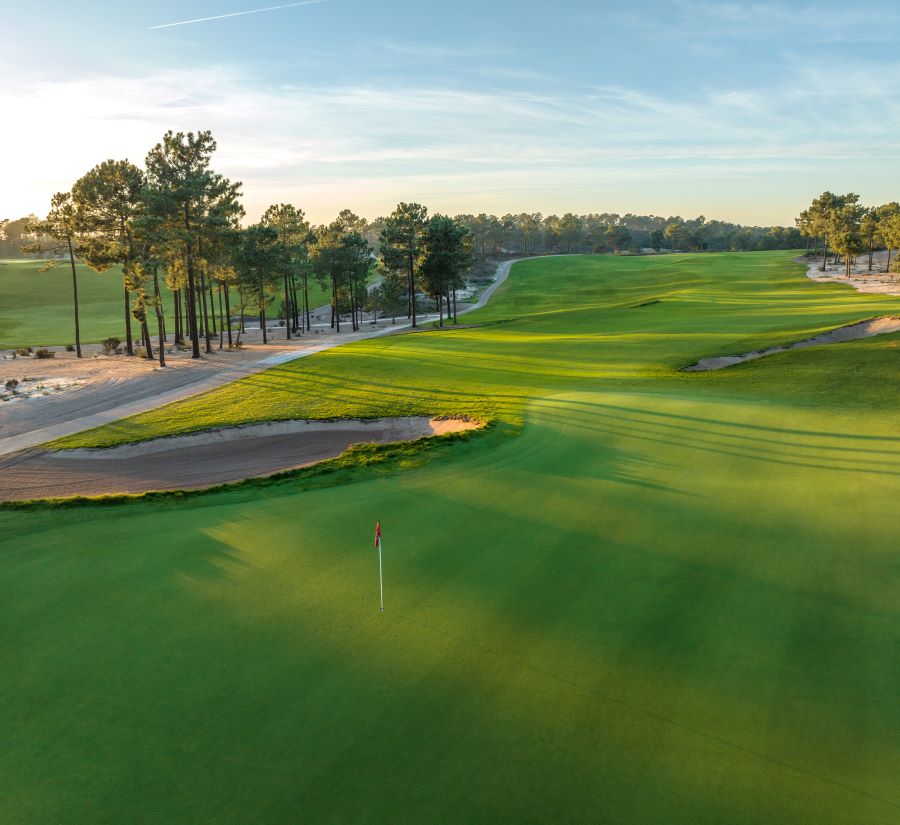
<box><xmin>796</xmin><ymin>193</ymin><xmax>900</xmax><ymax>278</ymax></box>
<box><xmin>449</xmin><ymin>212</ymin><xmax>803</xmax><ymax>257</ymax></box>
<box><xmin>19</xmin><ymin>131</ymin><xmax>473</xmax><ymax>364</ymax></box>
<box><xmin>11</xmin><ymin>128</ymin><xmax>820</xmax><ymax>365</ymax></box>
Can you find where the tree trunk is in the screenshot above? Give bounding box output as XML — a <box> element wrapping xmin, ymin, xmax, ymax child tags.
<box><xmin>218</xmin><ymin>285</ymin><xmax>224</xmax><ymax>349</ymax></box>
<box><xmin>141</xmin><ymin>318</ymin><xmax>154</xmax><ymax>360</ymax></box>
<box><xmin>868</xmin><ymin>243</ymin><xmax>874</xmax><ymax>272</ymax></box>
<box><xmin>224</xmin><ymin>284</ymin><xmax>233</xmax><ymax>348</ymax></box>
<box><xmin>438</xmin><ymin>290</ymin><xmax>444</xmax><ymax>327</ymax></box>
<box><xmin>151</xmin><ymin>266</ymin><xmax>167</xmax><ymax>368</ymax></box>
<box><xmin>208</xmin><ymin>280</ymin><xmax>217</xmax><ymax>336</ymax></box>
<box><xmin>819</xmin><ymin>240</ymin><xmax>828</xmax><ymax>272</ymax></box>
<box><xmin>304</xmin><ymin>275</ymin><xmax>311</xmax><ymax>332</ymax></box>
<box><xmin>258</xmin><ymin>272</ymin><xmax>268</xmax><ymax>345</ymax></box>
<box><xmin>174</xmin><ymin>289</ymin><xmax>182</xmax><ymax>344</ymax></box>
<box><xmin>199</xmin><ymin>270</ymin><xmax>212</xmax><ymax>353</ymax></box>
<box><xmin>151</xmin><ymin>268</ymin><xmax>167</xmax><ymax>345</ymax></box>
<box><xmin>65</xmin><ymin>236</ymin><xmax>82</xmax><ymax>358</ymax></box>
<box><xmin>333</xmin><ymin>277</ymin><xmax>341</xmax><ymax>333</ymax></box>
<box><xmin>186</xmin><ymin>256</ymin><xmax>201</xmax><ymax>358</ymax></box>
<box><xmin>887</xmin><ymin>248</ymin><xmax>894</xmax><ymax>274</ymax></box>
<box><xmin>409</xmin><ymin>253</ymin><xmax>417</xmax><ymax>328</ymax></box>
<box><xmin>123</xmin><ymin>284</ymin><xmax>134</xmax><ymax>355</ymax></box>
<box><xmin>290</xmin><ymin>275</ymin><xmax>300</xmax><ymax>333</ymax></box>
<box><xmin>283</xmin><ymin>274</ymin><xmax>292</xmax><ymax>339</ymax></box>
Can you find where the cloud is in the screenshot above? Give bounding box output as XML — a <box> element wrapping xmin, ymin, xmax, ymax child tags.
<box><xmin>2</xmin><ymin>60</ymin><xmax>898</xmax><ymax>223</ymax></box>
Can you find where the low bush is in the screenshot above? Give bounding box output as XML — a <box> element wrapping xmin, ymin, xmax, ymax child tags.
<box><xmin>65</xmin><ymin>344</ymin><xmax>76</xmax><ymax>352</ymax></box>
<box><xmin>34</xmin><ymin>348</ymin><xmax>55</xmax><ymax>359</ymax></box>
<box><xmin>15</xmin><ymin>346</ymin><xmax>32</xmax><ymax>357</ymax></box>
<box><xmin>101</xmin><ymin>337</ymin><xmax>122</xmax><ymax>355</ymax></box>
<box><xmin>4</xmin><ymin>378</ymin><xmax>19</xmax><ymax>391</ymax></box>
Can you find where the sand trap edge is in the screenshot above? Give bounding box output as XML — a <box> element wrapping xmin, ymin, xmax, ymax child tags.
<box><xmin>56</xmin><ymin>417</ymin><xmax>483</xmax><ymax>460</ymax></box>
<box><xmin>684</xmin><ymin>316</ymin><xmax>900</xmax><ymax>372</ymax></box>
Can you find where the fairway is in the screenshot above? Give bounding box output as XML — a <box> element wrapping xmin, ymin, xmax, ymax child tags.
<box><xmin>3</xmin><ymin>253</ymin><xmax>900</xmax><ymax>823</ymax></box>
<box><xmin>0</xmin><ymin>259</ymin><xmax>336</xmax><ymax>350</ymax></box>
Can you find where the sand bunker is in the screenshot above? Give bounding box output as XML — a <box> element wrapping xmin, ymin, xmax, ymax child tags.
<box><xmin>0</xmin><ymin>417</ymin><xmax>480</xmax><ymax>501</ymax></box>
<box><xmin>685</xmin><ymin>317</ymin><xmax>900</xmax><ymax>372</ymax></box>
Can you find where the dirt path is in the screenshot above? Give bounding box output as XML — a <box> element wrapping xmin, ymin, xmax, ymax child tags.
<box><xmin>0</xmin><ymin>418</ymin><xmax>480</xmax><ymax>501</ymax></box>
<box><xmin>685</xmin><ymin>316</ymin><xmax>900</xmax><ymax>371</ymax></box>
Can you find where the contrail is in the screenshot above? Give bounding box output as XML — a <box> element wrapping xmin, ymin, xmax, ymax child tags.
<box><xmin>150</xmin><ymin>0</ymin><xmax>326</xmax><ymax>30</ymax></box>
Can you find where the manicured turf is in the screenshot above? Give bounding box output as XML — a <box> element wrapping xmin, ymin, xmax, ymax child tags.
<box><xmin>0</xmin><ymin>259</ymin><xmax>135</xmax><ymax>349</ymax></box>
<box><xmin>0</xmin><ymin>259</ymin><xmax>336</xmax><ymax>349</ymax></box>
<box><xmin>3</xmin><ymin>252</ymin><xmax>900</xmax><ymax>823</ymax></box>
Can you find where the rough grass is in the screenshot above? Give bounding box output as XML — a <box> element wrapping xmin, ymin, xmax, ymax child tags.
<box><xmin>3</xmin><ymin>252</ymin><xmax>900</xmax><ymax>824</ymax></box>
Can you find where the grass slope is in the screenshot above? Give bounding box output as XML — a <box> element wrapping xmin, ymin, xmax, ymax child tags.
<box><xmin>3</xmin><ymin>252</ymin><xmax>900</xmax><ymax>824</ymax></box>
<box><xmin>0</xmin><ymin>259</ymin><xmax>335</xmax><ymax>349</ymax></box>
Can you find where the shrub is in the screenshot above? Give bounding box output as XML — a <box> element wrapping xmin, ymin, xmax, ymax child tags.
<box><xmin>4</xmin><ymin>378</ymin><xmax>19</xmax><ymax>391</ymax></box>
<box><xmin>34</xmin><ymin>348</ymin><xmax>55</xmax><ymax>359</ymax></box>
<box><xmin>65</xmin><ymin>344</ymin><xmax>75</xmax><ymax>352</ymax></box>
<box><xmin>15</xmin><ymin>346</ymin><xmax>32</xmax><ymax>357</ymax></box>
<box><xmin>135</xmin><ymin>347</ymin><xmax>147</xmax><ymax>359</ymax></box>
<box><xmin>101</xmin><ymin>337</ymin><xmax>122</xmax><ymax>355</ymax></box>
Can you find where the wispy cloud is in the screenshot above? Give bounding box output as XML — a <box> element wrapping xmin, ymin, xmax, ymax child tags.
<box><xmin>3</xmin><ymin>61</ymin><xmax>899</xmax><ymax>223</ymax></box>
<box><xmin>149</xmin><ymin>0</ymin><xmax>326</xmax><ymax>31</ymax></box>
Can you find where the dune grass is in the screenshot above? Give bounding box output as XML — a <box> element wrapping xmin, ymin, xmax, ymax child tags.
<box><xmin>3</xmin><ymin>252</ymin><xmax>900</xmax><ymax>824</ymax></box>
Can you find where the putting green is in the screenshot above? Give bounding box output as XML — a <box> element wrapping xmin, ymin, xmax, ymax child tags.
<box><xmin>2</xmin><ymin>252</ymin><xmax>899</xmax><ymax>823</ymax></box>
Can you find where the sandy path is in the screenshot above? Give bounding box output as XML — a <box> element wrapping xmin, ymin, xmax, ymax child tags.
<box><xmin>804</xmin><ymin>250</ymin><xmax>900</xmax><ymax>297</ymax></box>
<box><xmin>461</xmin><ymin>258</ymin><xmax>519</xmax><ymax>312</ymax></box>
<box><xmin>685</xmin><ymin>316</ymin><xmax>900</xmax><ymax>371</ymax></box>
<box><xmin>0</xmin><ymin>418</ymin><xmax>479</xmax><ymax>501</ymax></box>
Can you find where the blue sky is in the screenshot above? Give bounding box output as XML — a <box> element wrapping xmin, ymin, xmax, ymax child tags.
<box><xmin>2</xmin><ymin>0</ymin><xmax>899</xmax><ymax>224</ymax></box>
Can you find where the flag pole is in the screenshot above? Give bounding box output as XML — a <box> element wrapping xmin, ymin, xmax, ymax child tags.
<box><xmin>378</xmin><ymin>536</ymin><xmax>384</xmax><ymax>612</ymax></box>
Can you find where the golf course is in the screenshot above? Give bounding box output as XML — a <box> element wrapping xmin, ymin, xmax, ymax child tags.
<box><xmin>2</xmin><ymin>251</ymin><xmax>899</xmax><ymax>823</ymax></box>
<box><xmin>0</xmin><ymin>259</ymin><xmax>337</xmax><ymax>350</ymax></box>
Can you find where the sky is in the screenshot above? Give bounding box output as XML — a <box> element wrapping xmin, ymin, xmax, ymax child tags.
<box><xmin>1</xmin><ymin>0</ymin><xmax>899</xmax><ymax>225</ymax></box>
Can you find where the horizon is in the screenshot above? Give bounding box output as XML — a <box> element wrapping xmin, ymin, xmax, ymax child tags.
<box><xmin>3</xmin><ymin>0</ymin><xmax>899</xmax><ymax>224</ymax></box>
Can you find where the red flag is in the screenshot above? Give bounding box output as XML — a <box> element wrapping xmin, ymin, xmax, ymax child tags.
<box><xmin>374</xmin><ymin>521</ymin><xmax>381</xmax><ymax>548</ymax></box>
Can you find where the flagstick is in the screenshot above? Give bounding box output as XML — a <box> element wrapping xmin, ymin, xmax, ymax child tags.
<box><xmin>378</xmin><ymin>538</ymin><xmax>384</xmax><ymax>612</ymax></box>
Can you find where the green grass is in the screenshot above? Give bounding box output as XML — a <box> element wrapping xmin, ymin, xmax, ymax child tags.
<box><xmin>3</xmin><ymin>252</ymin><xmax>900</xmax><ymax>823</ymax></box>
<box><xmin>0</xmin><ymin>259</ymin><xmax>336</xmax><ymax>349</ymax></box>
